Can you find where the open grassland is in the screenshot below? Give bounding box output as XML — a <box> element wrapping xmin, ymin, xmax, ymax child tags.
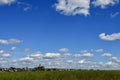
<box><xmin>0</xmin><ymin>70</ymin><xmax>120</xmax><ymax>80</ymax></box>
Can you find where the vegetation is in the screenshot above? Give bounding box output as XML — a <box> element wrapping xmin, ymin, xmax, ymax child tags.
<box><xmin>0</xmin><ymin>70</ymin><xmax>120</xmax><ymax>80</ymax></box>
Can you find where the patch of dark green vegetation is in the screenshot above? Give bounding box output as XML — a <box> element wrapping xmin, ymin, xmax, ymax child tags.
<box><xmin>0</xmin><ymin>70</ymin><xmax>120</xmax><ymax>80</ymax></box>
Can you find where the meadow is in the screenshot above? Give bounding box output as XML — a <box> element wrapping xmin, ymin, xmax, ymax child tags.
<box><xmin>0</xmin><ymin>70</ymin><xmax>120</xmax><ymax>80</ymax></box>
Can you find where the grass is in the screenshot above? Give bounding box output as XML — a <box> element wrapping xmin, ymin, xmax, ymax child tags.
<box><xmin>0</xmin><ymin>70</ymin><xmax>120</xmax><ymax>80</ymax></box>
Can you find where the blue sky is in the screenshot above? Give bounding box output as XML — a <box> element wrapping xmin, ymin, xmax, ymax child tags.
<box><xmin>0</xmin><ymin>0</ymin><xmax>120</xmax><ymax>69</ymax></box>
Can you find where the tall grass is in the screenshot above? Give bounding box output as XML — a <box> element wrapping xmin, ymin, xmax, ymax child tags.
<box><xmin>0</xmin><ymin>70</ymin><xmax>120</xmax><ymax>80</ymax></box>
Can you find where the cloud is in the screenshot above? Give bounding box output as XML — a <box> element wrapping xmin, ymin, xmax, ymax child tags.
<box><xmin>0</xmin><ymin>50</ymin><xmax>11</xmax><ymax>57</ymax></box>
<box><xmin>74</xmin><ymin>54</ymin><xmax>81</xmax><ymax>58</ymax></box>
<box><xmin>0</xmin><ymin>0</ymin><xmax>16</xmax><ymax>5</ymax></box>
<box><xmin>102</xmin><ymin>53</ymin><xmax>112</xmax><ymax>57</ymax></box>
<box><xmin>92</xmin><ymin>0</ymin><xmax>119</xmax><ymax>8</ymax></box>
<box><xmin>1</xmin><ymin>53</ymin><xmax>11</xmax><ymax>57</ymax></box>
<box><xmin>54</xmin><ymin>0</ymin><xmax>119</xmax><ymax>16</ymax></box>
<box><xmin>78</xmin><ymin>59</ymin><xmax>86</xmax><ymax>64</ymax></box>
<box><xmin>99</xmin><ymin>33</ymin><xmax>120</xmax><ymax>41</ymax></box>
<box><xmin>95</xmin><ymin>49</ymin><xmax>104</xmax><ymax>52</ymax></box>
<box><xmin>30</xmin><ymin>51</ymin><xmax>43</xmax><ymax>58</ymax></box>
<box><xmin>0</xmin><ymin>38</ymin><xmax>22</xmax><ymax>45</ymax></box>
<box><xmin>111</xmin><ymin>57</ymin><xmax>120</xmax><ymax>62</ymax></box>
<box><xmin>0</xmin><ymin>50</ymin><xmax>4</xmax><ymax>54</ymax></box>
<box><xmin>19</xmin><ymin>56</ymin><xmax>34</xmax><ymax>62</ymax></box>
<box><xmin>1</xmin><ymin>47</ymin><xmax>120</xmax><ymax>69</ymax></box>
<box><xmin>16</xmin><ymin>1</ymin><xmax>32</xmax><ymax>11</ymax></box>
<box><xmin>62</xmin><ymin>53</ymin><xmax>72</xmax><ymax>58</ymax></box>
<box><xmin>10</xmin><ymin>46</ymin><xmax>17</xmax><ymax>50</ymax></box>
<box><xmin>59</xmin><ymin>48</ymin><xmax>69</xmax><ymax>52</ymax></box>
<box><xmin>102</xmin><ymin>61</ymin><xmax>120</xmax><ymax>69</ymax></box>
<box><xmin>0</xmin><ymin>60</ymin><xmax>8</xmax><ymax>64</ymax></box>
<box><xmin>0</xmin><ymin>0</ymin><xmax>32</xmax><ymax>12</ymax></box>
<box><xmin>44</xmin><ymin>53</ymin><xmax>61</xmax><ymax>59</ymax></box>
<box><xmin>54</xmin><ymin>0</ymin><xmax>90</xmax><ymax>16</ymax></box>
<box><xmin>81</xmin><ymin>52</ymin><xmax>94</xmax><ymax>57</ymax></box>
<box><xmin>67</xmin><ymin>60</ymin><xmax>73</xmax><ymax>63</ymax></box>
<box><xmin>111</xmin><ymin>12</ymin><xmax>120</xmax><ymax>18</ymax></box>
<box><xmin>74</xmin><ymin>52</ymin><xmax>94</xmax><ymax>58</ymax></box>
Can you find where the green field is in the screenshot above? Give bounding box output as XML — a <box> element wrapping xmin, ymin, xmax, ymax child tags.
<box><xmin>0</xmin><ymin>70</ymin><xmax>120</xmax><ymax>80</ymax></box>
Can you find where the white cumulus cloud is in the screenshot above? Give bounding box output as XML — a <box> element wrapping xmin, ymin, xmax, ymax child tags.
<box><xmin>30</xmin><ymin>51</ymin><xmax>43</xmax><ymax>58</ymax></box>
<box><xmin>111</xmin><ymin>57</ymin><xmax>120</xmax><ymax>62</ymax></box>
<box><xmin>78</xmin><ymin>59</ymin><xmax>86</xmax><ymax>64</ymax></box>
<box><xmin>44</xmin><ymin>53</ymin><xmax>61</xmax><ymax>59</ymax></box>
<box><xmin>59</xmin><ymin>48</ymin><xmax>69</xmax><ymax>52</ymax></box>
<box><xmin>99</xmin><ymin>33</ymin><xmax>120</xmax><ymax>41</ymax></box>
<box><xmin>81</xmin><ymin>52</ymin><xmax>94</xmax><ymax>57</ymax></box>
<box><xmin>19</xmin><ymin>56</ymin><xmax>34</xmax><ymax>62</ymax></box>
<box><xmin>1</xmin><ymin>53</ymin><xmax>11</xmax><ymax>57</ymax></box>
<box><xmin>92</xmin><ymin>0</ymin><xmax>119</xmax><ymax>8</ymax></box>
<box><xmin>54</xmin><ymin>0</ymin><xmax>90</xmax><ymax>16</ymax></box>
<box><xmin>74</xmin><ymin>52</ymin><xmax>94</xmax><ymax>57</ymax></box>
<box><xmin>95</xmin><ymin>49</ymin><xmax>104</xmax><ymax>52</ymax></box>
<box><xmin>102</xmin><ymin>53</ymin><xmax>112</xmax><ymax>57</ymax></box>
<box><xmin>0</xmin><ymin>0</ymin><xmax>16</xmax><ymax>5</ymax></box>
<box><xmin>0</xmin><ymin>50</ymin><xmax>11</xmax><ymax>57</ymax></box>
<box><xmin>0</xmin><ymin>38</ymin><xmax>22</xmax><ymax>45</ymax></box>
